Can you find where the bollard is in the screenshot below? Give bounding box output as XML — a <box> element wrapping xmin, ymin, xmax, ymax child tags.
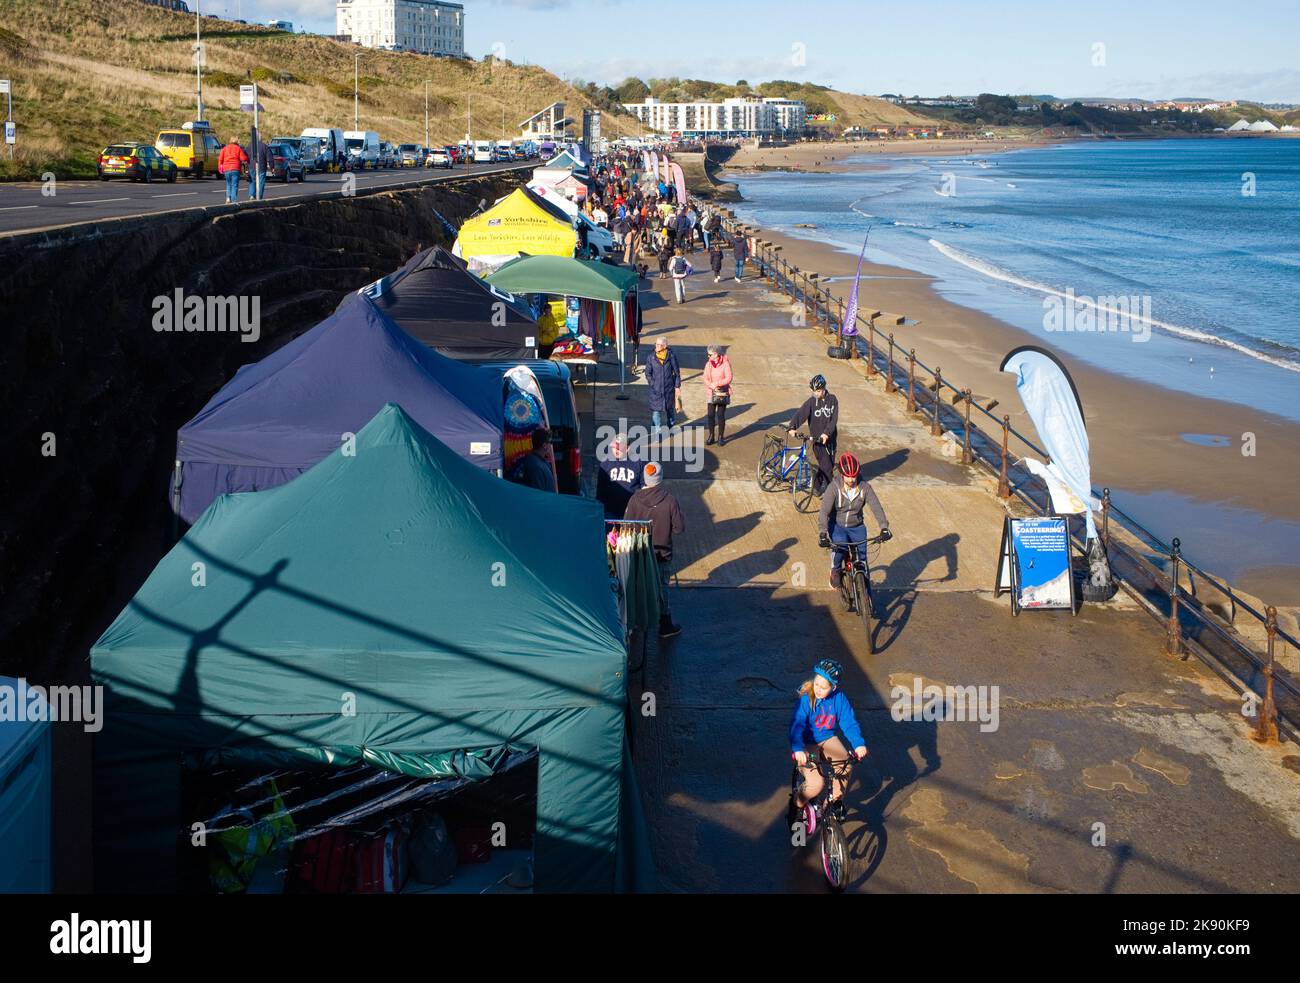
<box><xmin>907</xmin><ymin>349</ymin><xmax>917</xmax><ymax>412</ymax></box>
<box><xmin>1101</xmin><ymin>488</ymin><xmax>1111</xmax><ymax>548</ymax></box>
<box><xmin>961</xmin><ymin>389</ymin><xmax>973</xmax><ymax>463</ymax></box>
<box><xmin>1255</xmin><ymin>606</ymin><xmax>1280</xmax><ymax>743</ymax></box>
<box><xmin>866</xmin><ymin>317</ymin><xmax>878</xmax><ymax>377</ymax></box>
<box><xmin>885</xmin><ymin>334</ymin><xmax>898</xmax><ymax>393</ymax></box>
<box><xmin>1166</xmin><ymin>538</ymin><xmax>1184</xmax><ymax>657</ymax></box>
<box><xmin>997</xmin><ymin>415</ymin><xmax>1010</xmax><ymax>498</ymax></box>
<box><xmin>931</xmin><ymin>367</ymin><xmax>943</xmax><ymax>435</ymax></box>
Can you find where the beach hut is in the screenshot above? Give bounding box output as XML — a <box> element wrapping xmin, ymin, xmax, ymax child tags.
<box><xmin>486</xmin><ymin>255</ymin><xmax>639</xmax><ymax>395</ymax></box>
<box><xmin>170</xmin><ymin>292</ymin><xmax>503</xmax><ymax>524</ymax></box>
<box><xmin>359</xmin><ymin>245</ymin><xmax>540</xmax><ymax>359</ymax></box>
<box><xmin>453</xmin><ymin>186</ymin><xmax>577</xmax><ymax>275</ymax></box>
<box><xmin>92</xmin><ymin>403</ymin><xmax>654</xmax><ymax>893</ymax></box>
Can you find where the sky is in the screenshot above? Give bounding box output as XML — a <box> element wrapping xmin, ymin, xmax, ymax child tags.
<box><xmin>218</xmin><ymin>0</ymin><xmax>1300</xmax><ymax>103</ymax></box>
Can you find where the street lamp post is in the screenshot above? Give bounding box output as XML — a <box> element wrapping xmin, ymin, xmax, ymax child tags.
<box><xmin>354</xmin><ymin>53</ymin><xmax>360</xmax><ymax>130</ymax></box>
<box><xmin>195</xmin><ymin>0</ymin><xmax>204</xmax><ymax>121</ymax></box>
<box><xmin>425</xmin><ymin>80</ymin><xmax>430</xmax><ymax>149</ymax></box>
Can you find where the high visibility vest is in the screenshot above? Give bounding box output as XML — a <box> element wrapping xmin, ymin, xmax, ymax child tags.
<box><xmin>209</xmin><ymin>779</ymin><xmax>297</xmax><ymax>893</ymax></box>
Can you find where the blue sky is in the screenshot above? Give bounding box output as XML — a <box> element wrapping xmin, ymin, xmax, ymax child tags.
<box><xmin>218</xmin><ymin>0</ymin><xmax>1300</xmax><ymax>102</ymax></box>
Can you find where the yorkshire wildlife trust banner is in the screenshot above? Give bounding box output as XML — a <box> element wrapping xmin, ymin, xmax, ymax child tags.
<box><xmin>651</xmin><ymin>152</ymin><xmax>660</xmax><ymax>181</ymax></box>
<box><xmin>671</xmin><ymin>163</ymin><xmax>686</xmax><ymax>204</ymax></box>
<box><xmin>841</xmin><ymin>233</ymin><xmax>868</xmax><ymax>338</ymax></box>
<box><xmin>999</xmin><ymin>346</ymin><xmax>1099</xmax><ymax>539</ymax></box>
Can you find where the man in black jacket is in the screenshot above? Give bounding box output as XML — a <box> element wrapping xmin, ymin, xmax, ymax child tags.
<box><xmin>789</xmin><ymin>374</ymin><xmax>839</xmax><ymax>495</ymax></box>
<box><xmin>623</xmin><ymin>461</ymin><xmax>684</xmax><ymax>637</ymax></box>
<box><xmin>512</xmin><ymin>428</ymin><xmax>557</xmax><ymax>493</ymax></box>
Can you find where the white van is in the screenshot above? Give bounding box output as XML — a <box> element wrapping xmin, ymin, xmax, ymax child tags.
<box><xmin>344</xmin><ymin>130</ymin><xmax>381</xmax><ymax>170</ymax></box>
<box><xmin>301</xmin><ymin>127</ymin><xmax>347</xmax><ymax>171</ymax></box>
<box><xmin>473</xmin><ymin>140</ymin><xmax>494</xmax><ymax>164</ymax></box>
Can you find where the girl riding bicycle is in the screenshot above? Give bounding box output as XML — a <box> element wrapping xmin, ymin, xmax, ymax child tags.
<box><xmin>790</xmin><ymin>659</ymin><xmax>868</xmax><ymax>833</ymax></box>
<box><xmin>818</xmin><ymin>452</ymin><xmax>890</xmax><ymax>590</ymax></box>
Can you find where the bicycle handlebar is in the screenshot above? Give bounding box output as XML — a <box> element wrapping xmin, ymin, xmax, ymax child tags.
<box><xmin>818</xmin><ymin>532</ymin><xmax>891</xmax><ymax>548</ymax></box>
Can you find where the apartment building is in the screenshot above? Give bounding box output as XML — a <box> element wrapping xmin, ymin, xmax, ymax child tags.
<box><xmin>336</xmin><ymin>0</ymin><xmax>465</xmax><ymax>56</ymax></box>
<box><xmin>621</xmin><ymin>96</ymin><xmax>806</xmax><ymax>137</ymax></box>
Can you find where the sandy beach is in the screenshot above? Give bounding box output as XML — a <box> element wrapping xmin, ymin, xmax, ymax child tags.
<box><xmin>706</xmin><ymin>216</ymin><xmax>1300</xmax><ymax>610</ymax></box>
<box><xmin>725</xmin><ymin>136</ymin><xmax>1060</xmax><ymax>173</ymax></box>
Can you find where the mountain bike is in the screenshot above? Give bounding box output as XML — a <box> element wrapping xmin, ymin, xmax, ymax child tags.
<box><xmin>788</xmin><ymin>748</ymin><xmax>859</xmax><ymax>891</ymax></box>
<box><xmin>822</xmin><ymin>531</ymin><xmax>889</xmax><ymax>654</ymax></box>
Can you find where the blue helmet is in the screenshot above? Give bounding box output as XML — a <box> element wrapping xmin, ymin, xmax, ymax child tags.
<box><xmin>813</xmin><ymin>659</ymin><xmax>842</xmax><ymax>686</ymax></box>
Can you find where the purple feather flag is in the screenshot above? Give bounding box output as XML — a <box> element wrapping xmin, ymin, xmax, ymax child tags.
<box><xmin>841</xmin><ymin>233</ymin><xmax>869</xmax><ymax>338</ymax></box>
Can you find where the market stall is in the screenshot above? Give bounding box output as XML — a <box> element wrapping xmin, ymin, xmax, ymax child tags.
<box><xmin>452</xmin><ymin>186</ymin><xmax>577</xmax><ymax>275</ymax></box>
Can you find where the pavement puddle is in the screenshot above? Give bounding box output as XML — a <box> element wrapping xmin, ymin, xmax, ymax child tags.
<box><xmin>1131</xmin><ymin>747</ymin><xmax>1192</xmax><ymax>786</ymax></box>
<box><xmin>899</xmin><ymin>788</ymin><xmax>1046</xmax><ymax>892</ymax></box>
<box><xmin>1024</xmin><ymin>739</ymin><xmax>1066</xmax><ymax>771</ymax></box>
<box><xmin>1115</xmin><ymin>691</ymin><xmax>1187</xmax><ymax>709</ymax></box>
<box><xmin>1081</xmin><ymin>762</ymin><xmax>1150</xmax><ymax>794</ymax></box>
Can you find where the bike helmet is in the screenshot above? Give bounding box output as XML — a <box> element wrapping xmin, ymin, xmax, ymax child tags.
<box><xmin>809</xmin><ymin>374</ymin><xmax>827</xmax><ymax>391</ymax></box>
<box><xmin>837</xmin><ymin>452</ymin><xmax>860</xmax><ymax>478</ymax></box>
<box><xmin>813</xmin><ymin>659</ymin><xmax>842</xmax><ymax>686</ymax></box>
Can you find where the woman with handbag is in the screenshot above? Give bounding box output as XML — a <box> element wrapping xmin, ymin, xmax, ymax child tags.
<box><xmin>702</xmin><ymin>344</ymin><xmax>733</xmax><ymax>446</ymax></box>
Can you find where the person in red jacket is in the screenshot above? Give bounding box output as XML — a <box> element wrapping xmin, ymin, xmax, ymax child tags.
<box><xmin>701</xmin><ymin>344</ymin><xmax>733</xmax><ymax>446</ymax></box>
<box><xmin>218</xmin><ymin>137</ymin><xmax>249</xmax><ymax>205</ymax></box>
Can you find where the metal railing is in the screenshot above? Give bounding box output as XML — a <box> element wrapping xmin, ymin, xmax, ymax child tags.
<box><xmin>716</xmin><ymin>213</ymin><xmax>1297</xmax><ymax>742</ymax></box>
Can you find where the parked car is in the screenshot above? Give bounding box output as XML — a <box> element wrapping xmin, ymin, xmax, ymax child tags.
<box><xmin>272</xmin><ymin>136</ymin><xmax>320</xmax><ymax>172</ymax></box>
<box><xmin>445</xmin><ymin>145</ymin><xmax>463</xmax><ymax>164</ymax></box>
<box><xmin>267</xmin><ymin>143</ymin><xmax>308</xmax><ymax>182</ymax></box>
<box><xmin>397</xmin><ymin>143</ymin><xmax>423</xmax><ymax>167</ymax></box>
<box><xmin>97</xmin><ymin>143</ymin><xmax>178</xmax><ymax>183</ymax></box>
<box><xmin>512</xmin><ymin>144</ymin><xmax>529</xmax><ymax>161</ymax></box>
<box><xmin>378</xmin><ymin>141</ymin><xmax>397</xmax><ymax>168</ymax></box>
<box><xmin>472</xmin><ymin>360</ymin><xmax>583</xmax><ymax>495</ymax></box>
<box><xmin>302</xmin><ymin>126</ymin><xmax>349</xmax><ymax>172</ymax></box>
<box><xmin>492</xmin><ymin>144</ymin><xmax>514</xmax><ymax>163</ymax></box>
<box><xmin>155</xmin><ymin>121</ymin><xmax>221</xmax><ymax>178</ymax></box>
<box><xmin>344</xmin><ymin>130</ymin><xmax>380</xmax><ymax>169</ymax></box>
<box><xmin>472</xmin><ymin>140</ymin><xmax>494</xmax><ymax>163</ymax></box>
<box><xmin>426</xmin><ymin>147</ymin><xmax>452</xmax><ymax>168</ymax></box>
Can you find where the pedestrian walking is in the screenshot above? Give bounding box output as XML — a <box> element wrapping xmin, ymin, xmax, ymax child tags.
<box><xmin>623</xmin><ymin>461</ymin><xmax>684</xmax><ymax>638</ymax></box>
<box><xmin>702</xmin><ymin>344</ymin><xmax>733</xmax><ymax>446</ymax></box>
<box><xmin>709</xmin><ymin>237</ymin><xmax>725</xmax><ymax>283</ymax></box>
<box><xmin>644</xmin><ymin>336</ymin><xmax>682</xmax><ymax>433</ymax></box>
<box><xmin>789</xmin><ymin>374</ymin><xmax>840</xmax><ymax>495</ymax></box>
<box><xmin>657</xmin><ymin>237</ymin><xmax>672</xmax><ymax>279</ymax></box>
<box><xmin>218</xmin><ymin>137</ymin><xmax>248</xmax><ymax>204</ymax></box>
<box><xmin>248</xmin><ymin>137</ymin><xmax>272</xmax><ymax>200</ymax></box>
<box><xmin>732</xmin><ymin>233</ymin><xmax>749</xmax><ymax>282</ymax></box>
<box><xmin>670</xmin><ymin>249</ymin><xmax>693</xmax><ymax>304</ymax></box>
<box><xmin>596</xmin><ymin>435</ymin><xmax>643</xmax><ymax>518</ymax></box>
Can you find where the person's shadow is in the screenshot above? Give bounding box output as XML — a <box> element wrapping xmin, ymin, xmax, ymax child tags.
<box><xmin>707</xmin><ymin>536</ymin><xmax>797</xmax><ymax>586</ymax></box>
<box><xmin>871</xmin><ymin>533</ymin><xmax>960</xmax><ymax>652</ymax></box>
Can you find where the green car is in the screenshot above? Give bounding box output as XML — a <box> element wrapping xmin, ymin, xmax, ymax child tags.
<box><xmin>97</xmin><ymin>143</ymin><xmax>179</xmax><ymax>183</ymax></box>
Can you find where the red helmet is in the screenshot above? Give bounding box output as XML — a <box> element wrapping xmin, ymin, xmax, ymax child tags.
<box><xmin>837</xmin><ymin>452</ymin><xmax>860</xmax><ymax>478</ymax></box>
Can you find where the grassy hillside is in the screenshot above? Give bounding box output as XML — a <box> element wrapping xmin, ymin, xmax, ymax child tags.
<box><xmin>0</xmin><ymin>0</ymin><xmax>637</xmax><ymax>179</ymax></box>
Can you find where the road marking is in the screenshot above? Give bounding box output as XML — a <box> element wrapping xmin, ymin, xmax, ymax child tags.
<box><xmin>0</xmin><ymin>205</ymin><xmax>39</xmax><ymax>211</ymax></box>
<box><xmin>152</xmin><ymin>192</ymin><xmax>198</xmax><ymax>198</ymax></box>
<box><xmin>70</xmin><ymin>197</ymin><xmax>129</xmax><ymax>205</ymax></box>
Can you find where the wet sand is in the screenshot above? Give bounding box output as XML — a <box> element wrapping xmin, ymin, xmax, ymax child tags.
<box><xmin>712</xmin><ymin>221</ymin><xmax>1300</xmax><ymax>609</ymax></box>
<box><xmin>726</xmin><ymin>137</ymin><xmax>1059</xmax><ymax>174</ymax></box>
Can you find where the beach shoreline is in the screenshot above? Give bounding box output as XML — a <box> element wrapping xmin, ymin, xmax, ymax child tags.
<box><xmin>709</xmin><ymin>188</ymin><xmax>1300</xmax><ymax>611</ymax></box>
<box><xmin>724</xmin><ymin>136</ymin><xmax>1065</xmax><ymax>174</ymax></box>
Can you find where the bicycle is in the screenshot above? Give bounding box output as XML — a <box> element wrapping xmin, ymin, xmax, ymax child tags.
<box><xmin>821</xmin><ymin>531</ymin><xmax>889</xmax><ymax>654</ymax></box>
<box><xmin>755</xmin><ymin>430</ymin><xmax>820</xmax><ymax>513</ymax></box>
<box><xmin>788</xmin><ymin>748</ymin><xmax>860</xmax><ymax>891</ymax></box>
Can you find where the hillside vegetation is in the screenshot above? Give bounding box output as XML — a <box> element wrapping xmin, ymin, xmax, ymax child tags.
<box><xmin>0</xmin><ymin>0</ymin><xmax>636</xmax><ymax>179</ymax></box>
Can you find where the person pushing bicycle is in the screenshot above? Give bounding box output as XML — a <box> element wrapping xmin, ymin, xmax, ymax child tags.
<box><xmin>818</xmin><ymin>452</ymin><xmax>890</xmax><ymax>590</ymax></box>
<box><xmin>790</xmin><ymin>659</ymin><xmax>867</xmax><ymax>834</ymax></box>
<box><xmin>788</xmin><ymin>374</ymin><xmax>838</xmax><ymax>496</ymax></box>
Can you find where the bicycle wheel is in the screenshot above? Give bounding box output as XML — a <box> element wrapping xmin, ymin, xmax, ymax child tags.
<box><xmin>855</xmin><ymin>570</ymin><xmax>876</xmax><ymax>654</ymax></box>
<box><xmin>821</xmin><ymin>816</ymin><xmax>850</xmax><ymax>891</ymax></box>
<box><xmin>791</xmin><ymin>455</ymin><xmax>818</xmax><ymax>513</ymax></box>
<box><xmin>756</xmin><ymin>435</ymin><xmax>783</xmax><ymax>491</ymax></box>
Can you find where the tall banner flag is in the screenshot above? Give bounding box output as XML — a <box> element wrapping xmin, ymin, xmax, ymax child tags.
<box><xmin>841</xmin><ymin>231</ymin><xmax>869</xmax><ymax>338</ymax></box>
<box><xmin>650</xmin><ymin>152</ymin><xmax>660</xmax><ymax>181</ymax></box>
<box><xmin>671</xmin><ymin>162</ymin><xmax>686</xmax><ymax>204</ymax></box>
<box><xmin>999</xmin><ymin>347</ymin><xmax>1098</xmax><ymax>540</ymax></box>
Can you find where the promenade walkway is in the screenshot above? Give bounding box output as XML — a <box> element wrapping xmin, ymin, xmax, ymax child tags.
<box><xmin>584</xmin><ymin>257</ymin><xmax>1300</xmax><ymax>893</ymax></box>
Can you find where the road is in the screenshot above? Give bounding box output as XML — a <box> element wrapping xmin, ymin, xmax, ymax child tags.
<box><xmin>0</xmin><ymin>160</ymin><xmax>531</xmax><ymax>236</ymax></box>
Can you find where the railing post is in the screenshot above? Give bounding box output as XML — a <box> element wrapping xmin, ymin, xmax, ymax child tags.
<box><xmin>885</xmin><ymin>333</ymin><xmax>897</xmax><ymax>393</ymax></box>
<box><xmin>961</xmin><ymin>388</ymin><xmax>973</xmax><ymax>463</ymax></box>
<box><xmin>906</xmin><ymin>349</ymin><xmax>917</xmax><ymax>412</ymax></box>
<box><xmin>1166</xmin><ymin>538</ymin><xmax>1184</xmax><ymax>657</ymax></box>
<box><xmin>1101</xmin><ymin>488</ymin><xmax>1111</xmax><ymax>548</ymax></box>
<box><xmin>865</xmin><ymin>316</ymin><xmax>877</xmax><ymax>377</ymax></box>
<box><xmin>931</xmin><ymin>366</ymin><xmax>943</xmax><ymax>435</ymax></box>
<box><xmin>997</xmin><ymin>414</ymin><xmax>1010</xmax><ymax>498</ymax></box>
<box><xmin>1255</xmin><ymin>606</ymin><xmax>1280</xmax><ymax>743</ymax></box>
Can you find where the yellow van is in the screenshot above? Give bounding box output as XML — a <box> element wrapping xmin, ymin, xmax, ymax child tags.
<box><xmin>155</xmin><ymin>122</ymin><xmax>222</xmax><ymax>178</ymax></box>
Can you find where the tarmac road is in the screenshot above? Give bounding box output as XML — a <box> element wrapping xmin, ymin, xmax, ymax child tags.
<box><xmin>0</xmin><ymin>159</ymin><xmax>532</xmax><ymax>236</ymax></box>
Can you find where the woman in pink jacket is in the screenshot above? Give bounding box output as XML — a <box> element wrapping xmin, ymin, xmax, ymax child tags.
<box><xmin>702</xmin><ymin>344</ymin><xmax>733</xmax><ymax>446</ymax></box>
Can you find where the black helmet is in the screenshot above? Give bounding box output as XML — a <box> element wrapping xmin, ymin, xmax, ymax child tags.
<box><xmin>813</xmin><ymin>659</ymin><xmax>842</xmax><ymax>685</ymax></box>
<box><xmin>809</xmin><ymin>374</ymin><xmax>827</xmax><ymax>391</ymax></box>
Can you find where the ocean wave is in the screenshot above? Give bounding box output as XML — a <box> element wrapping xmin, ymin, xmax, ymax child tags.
<box><xmin>927</xmin><ymin>238</ymin><xmax>1300</xmax><ymax>373</ymax></box>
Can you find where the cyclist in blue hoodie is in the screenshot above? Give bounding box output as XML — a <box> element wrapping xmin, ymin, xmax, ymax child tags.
<box><xmin>789</xmin><ymin>659</ymin><xmax>867</xmax><ymax>833</ymax></box>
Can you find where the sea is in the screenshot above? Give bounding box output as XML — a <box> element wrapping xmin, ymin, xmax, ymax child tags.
<box><xmin>726</xmin><ymin>139</ymin><xmax>1300</xmax><ymax>593</ymax></box>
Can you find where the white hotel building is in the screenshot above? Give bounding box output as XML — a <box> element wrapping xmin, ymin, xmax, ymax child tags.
<box><xmin>621</xmin><ymin>96</ymin><xmax>806</xmax><ymax>138</ymax></box>
<box><xmin>337</xmin><ymin>0</ymin><xmax>465</xmax><ymax>57</ymax></box>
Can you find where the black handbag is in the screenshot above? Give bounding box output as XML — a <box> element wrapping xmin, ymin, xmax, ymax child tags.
<box><xmin>710</xmin><ymin>385</ymin><xmax>731</xmax><ymax>406</ymax></box>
